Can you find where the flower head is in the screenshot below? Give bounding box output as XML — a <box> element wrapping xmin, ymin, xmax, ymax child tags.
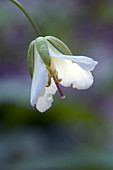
<box><xmin>27</xmin><ymin>36</ymin><xmax>98</xmax><ymax>112</ymax></box>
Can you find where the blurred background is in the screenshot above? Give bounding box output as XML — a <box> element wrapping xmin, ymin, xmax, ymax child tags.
<box><xmin>0</xmin><ymin>0</ymin><xmax>113</xmax><ymax>169</ymax></box>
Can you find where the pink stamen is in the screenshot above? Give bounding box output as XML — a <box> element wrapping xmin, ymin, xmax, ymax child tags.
<box><xmin>55</xmin><ymin>82</ymin><xmax>65</xmax><ymax>99</ymax></box>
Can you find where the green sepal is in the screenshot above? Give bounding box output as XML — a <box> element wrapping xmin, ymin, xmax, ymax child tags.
<box><xmin>45</xmin><ymin>36</ymin><xmax>72</xmax><ymax>55</ymax></box>
<box><xmin>27</xmin><ymin>40</ymin><xmax>34</xmax><ymax>78</ymax></box>
<box><xmin>35</xmin><ymin>37</ymin><xmax>51</xmax><ymax>67</ymax></box>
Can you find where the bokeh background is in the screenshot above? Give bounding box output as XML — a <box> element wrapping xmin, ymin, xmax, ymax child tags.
<box><xmin>0</xmin><ymin>0</ymin><xmax>113</xmax><ymax>169</ymax></box>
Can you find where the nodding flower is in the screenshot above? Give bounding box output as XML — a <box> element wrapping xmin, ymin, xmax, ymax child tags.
<box><xmin>27</xmin><ymin>36</ymin><xmax>98</xmax><ymax>112</ymax></box>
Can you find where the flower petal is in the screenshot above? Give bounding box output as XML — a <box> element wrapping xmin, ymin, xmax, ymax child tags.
<box><xmin>52</xmin><ymin>57</ymin><xmax>94</xmax><ymax>89</ymax></box>
<box><xmin>47</xmin><ymin>40</ymin><xmax>98</xmax><ymax>71</ymax></box>
<box><xmin>30</xmin><ymin>48</ymin><xmax>48</xmax><ymax>106</ymax></box>
<box><xmin>52</xmin><ymin>54</ymin><xmax>98</xmax><ymax>71</ymax></box>
<box><xmin>36</xmin><ymin>78</ymin><xmax>57</xmax><ymax>113</ymax></box>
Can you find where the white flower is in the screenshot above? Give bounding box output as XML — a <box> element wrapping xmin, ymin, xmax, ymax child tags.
<box><xmin>30</xmin><ymin>36</ymin><xmax>98</xmax><ymax>113</ymax></box>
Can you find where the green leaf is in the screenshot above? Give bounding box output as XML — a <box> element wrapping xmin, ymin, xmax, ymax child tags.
<box><xmin>45</xmin><ymin>36</ymin><xmax>72</xmax><ymax>55</ymax></box>
<box><xmin>35</xmin><ymin>37</ymin><xmax>51</xmax><ymax>67</ymax></box>
<box><xmin>27</xmin><ymin>40</ymin><xmax>34</xmax><ymax>78</ymax></box>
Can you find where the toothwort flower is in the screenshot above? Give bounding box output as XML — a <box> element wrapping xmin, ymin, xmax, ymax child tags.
<box><xmin>28</xmin><ymin>36</ymin><xmax>98</xmax><ymax>112</ymax></box>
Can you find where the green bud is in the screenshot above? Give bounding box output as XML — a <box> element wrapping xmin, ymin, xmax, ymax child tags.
<box><xmin>45</xmin><ymin>36</ymin><xmax>72</xmax><ymax>55</ymax></box>
<box><xmin>35</xmin><ymin>37</ymin><xmax>51</xmax><ymax>67</ymax></box>
<box><xmin>27</xmin><ymin>40</ymin><xmax>34</xmax><ymax>78</ymax></box>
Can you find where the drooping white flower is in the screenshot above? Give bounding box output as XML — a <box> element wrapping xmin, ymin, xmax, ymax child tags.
<box><xmin>28</xmin><ymin>36</ymin><xmax>98</xmax><ymax>112</ymax></box>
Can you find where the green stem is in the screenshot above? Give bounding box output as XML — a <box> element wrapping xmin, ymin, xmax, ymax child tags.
<box><xmin>9</xmin><ymin>0</ymin><xmax>42</xmax><ymax>37</ymax></box>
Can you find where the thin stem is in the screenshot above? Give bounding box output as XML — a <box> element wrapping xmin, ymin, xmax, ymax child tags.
<box><xmin>9</xmin><ymin>0</ymin><xmax>42</xmax><ymax>37</ymax></box>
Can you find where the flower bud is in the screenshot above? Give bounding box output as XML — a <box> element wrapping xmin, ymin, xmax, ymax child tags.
<box><xmin>35</xmin><ymin>37</ymin><xmax>51</xmax><ymax>67</ymax></box>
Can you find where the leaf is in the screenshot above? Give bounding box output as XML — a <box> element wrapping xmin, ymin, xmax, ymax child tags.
<box><xmin>45</xmin><ymin>36</ymin><xmax>72</xmax><ymax>55</ymax></box>
<box><xmin>35</xmin><ymin>37</ymin><xmax>51</xmax><ymax>67</ymax></box>
<box><xmin>27</xmin><ymin>40</ymin><xmax>34</xmax><ymax>78</ymax></box>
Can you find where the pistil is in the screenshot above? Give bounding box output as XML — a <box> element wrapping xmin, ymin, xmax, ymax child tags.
<box><xmin>55</xmin><ymin>81</ymin><xmax>65</xmax><ymax>99</ymax></box>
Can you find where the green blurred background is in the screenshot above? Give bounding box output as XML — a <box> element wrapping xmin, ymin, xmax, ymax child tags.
<box><xmin>0</xmin><ymin>0</ymin><xmax>113</xmax><ymax>169</ymax></box>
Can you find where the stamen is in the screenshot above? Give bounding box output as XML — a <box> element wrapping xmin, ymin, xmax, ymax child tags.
<box><xmin>46</xmin><ymin>70</ymin><xmax>52</xmax><ymax>87</ymax></box>
<box><xmin>53</xmin><ymin>70</ymin><xmax>62</xmax><ymax>82</ymax></box>
<box><xmin>55</xmin><ymin>81</ymin><xmax>65</xmax><ymax>99</ymax></box>
<box><xmin>46</xmin><ymin>76</ymin><xmax>51</xmax><ymax>87</ymax></box>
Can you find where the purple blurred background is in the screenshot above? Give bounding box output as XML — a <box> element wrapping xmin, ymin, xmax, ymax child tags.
<box><xmin>0</xmin><ymin>0</ymin><xmax>113</xmax><ymax>169</ymax></box>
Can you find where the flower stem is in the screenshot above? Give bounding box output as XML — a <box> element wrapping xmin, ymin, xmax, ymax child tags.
<box><xmin>9</xmin><ymin>0</ymin><xmax>42</xmax><ymax>37</ymax></box>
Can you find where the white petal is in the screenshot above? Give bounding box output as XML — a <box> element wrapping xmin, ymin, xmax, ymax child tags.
<box><xmin>36</xmin><ymin>78</ymin><xmax>57</xmax><ymax>113</ymax></box>
<box><xmin>30</xmin><ymin>49</ymin><xmax>48</xmax><ymax>106</ymax></box>
<box><xmin>52</xmin><ymin>54</ymin><xmax>98</xmax><ymax>71</ymax></box>
<box><xmin>52</xmin><ymin>57</ymin><xmax>94</xmax><ymax>89</ymax></box>
<box><xmin>47</xmin><ymin>40</ymin><xmax>98</xmax><ymax>71</ymax></box>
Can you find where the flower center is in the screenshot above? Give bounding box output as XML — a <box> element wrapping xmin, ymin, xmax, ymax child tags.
<box><xmin>46</xmin><ymin>68</ymin><xmax>65</xmax><ymax>99</ymax></box>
